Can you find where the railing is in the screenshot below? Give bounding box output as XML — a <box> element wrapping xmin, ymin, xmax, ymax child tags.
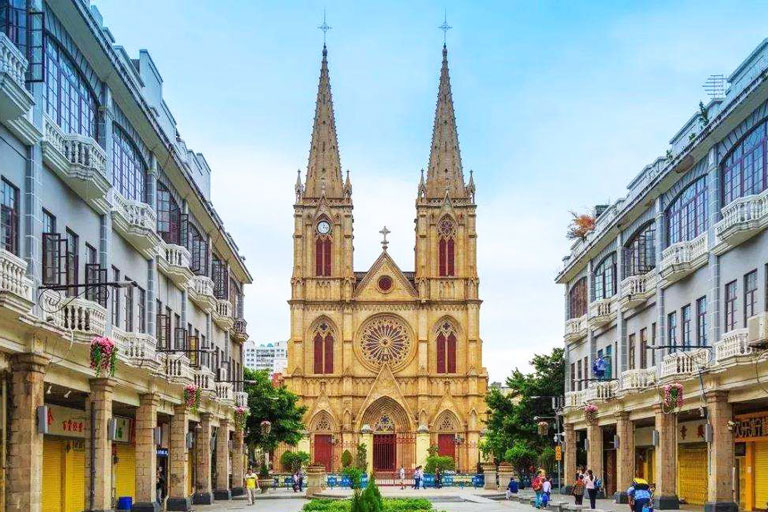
<box><xmin>161</xmin><ymin>242</ymin><xmax>191</xmax><ymax>268</ymax></box>
<box><xmin>194</xmin><ymin>367</ymin><xmax>216</xmax><ymax>391</ymax></box>
<box><xmin>588</xmin><ymin>297</ymin><xmax>615</xmax><ymax>327</ymax></box>
<box><xmin>216</xmin><ymin>299</ymin><xmax>232</xmax><ymax>318</ymax></box>
<box><xmin>714</xmin><ymin>328</ymin><xmax>752</xmax><ymax>364</ymax></box>
<box><xmin>660</xmin><ymin>233</ymin><xmax>708</xmax><ymax>275</ymax></box>
<box><xmin>233</xmin><ymin>318</ymin><xmax>248</xmax><ymax>340</ymax></box>
<box><xmin>621</xmin><ymin>272</ymin><xmax>657</xmax><ymax>298</ymax></box>
<box><xmin>215</xmin><ymin>381</ymin><xmax>234</xmax><ymax>402</ymax></box>
<box><xmin>113</xmin><ymin>191</ymin><xmax>157</xmax><ymax>232</ymax></box>
<box><xmin>44</xmin><ymin>116</ymin><xmax>107</xmax><ymax>180</ymax></box>
<box><xmin>41</xmin><ymin>292</ymin><xmax>107</xmax><ymax>339</ymax></box>
<box><xmin>660</xmin><ymin>348</ymin><xmax>709</xmax><ymax>378</ymax></box>
<box><xmin>620</xmin><ymin>367</ymin><xmax>657</xmax><ymax>391</ymax></box>
<box><xmin>235</xmin><ymin>391</ymin><xmax>248</xmax><ymax>408</ymax></box>
<box><xmin>715</xmin><ymin>189</ymin><xmax>768</xmax><ymax>240</ymax></box>
<box><xmin>165</xmin><ymin>355</ymin><xmax>194</xmax><ymax>382</ymax></box>
<box><xmin>585</xmin><ymin>380</ymin><xmax>618</xmax><ymax>401</ymax></box>
<box><xmin>0</xmin><ymin>32</ymin><xmax>27</xmax><ymax>88</ymax></box>
<box><xmin>0</xmin><ymin>248</ymin><xmax>32</xmax><ymax>303</ymax></box>
<box><xmin>564</xmin><ymin>315</ymin><xmax>587</xmax><ymax>341</ymax></box>
<box><xmin>190</xmin><ymin>275</ymin><xmax>214</xmax><ymax>297</ymax></box>
<box><xmin>111</xmin><ymin>326</ymin><xmax>158</xmax><ymax>366</ymax></box>
<box><xmin>564</xmin><ymin>389</ymin><xmax>587</xmax><ymax>408</ymax></box>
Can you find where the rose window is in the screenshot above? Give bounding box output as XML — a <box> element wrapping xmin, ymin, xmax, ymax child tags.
<box><xmin>358</xmin><ymin>316</ymin><xmax>412</xmax><ymax>370</ymax></box>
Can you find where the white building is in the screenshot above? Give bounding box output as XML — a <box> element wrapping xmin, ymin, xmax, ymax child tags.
<box><xmin>244</xmin><ymin>340</ymin><xmax>287</xmax><ymax>375</ymax></box>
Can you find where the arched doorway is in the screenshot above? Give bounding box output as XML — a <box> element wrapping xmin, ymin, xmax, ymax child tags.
<box><xmin>310</xmin><ymin>411</ymin><xmax>335</xmax><ymax>472</ymax></box>
<box><xmin>360</xmin><ymin>397</ymin><xmax>415</xmax><ymax>477</ymax></box>
<box><xmin>434</xmin><ymin>410</ymin><xmax>461</xmax><ymax>469</ymax></box>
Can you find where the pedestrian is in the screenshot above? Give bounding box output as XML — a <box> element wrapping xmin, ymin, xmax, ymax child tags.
<box><xmin>627</xmin><ymin>477</ymin><xmax>652</xmax><ymax>512</ymax></box>
<box><xmin>413</xmin><ymin>466</ymin><xmax>422</xmax><ymax>489</ymax></box>
<box><xmin>399</xmin><ymin>465</ymin><xmax>406</xmax><ymax>490</ymax></box>
<box><xmin>506</xmin><ymin>476</ymin><xmax>519</xmax><ymax>499</ymax></box>
<box><xmin>572</xmin><ymin>474</ymin><xmax>585</xmax><ymax>505</ymax></box>
<box><xmin>585</xmin><ymin>469</ymin><xmax>597</xmax><ymax>509</ymax></box>
<box><xmin>542</xmin><ymin>475</ymin><xmax>552</xmax><ymax>507</ymax></box>
<box><xmin>156</xmin><ymin>467</ymin><xmax>165</xmax><ymax>506</ymax></box>
<box><xmin>435</xmin><ymin>467</ymin><xmax>442</xmax><ymax>489</ymax></box>
<box><xmin>245</xmin><ymin>467</ymin><xmax>258</xmax><ymax>505</ymax></box>
<box><xmin>292</xmin><ymin>470</ymin><xmax>299</xmax><ymax>492</ymax></box>
<box><xmin>298</xmin><ymin>467</ymin><xmax>305</xmax><ymax>492</ymax></box>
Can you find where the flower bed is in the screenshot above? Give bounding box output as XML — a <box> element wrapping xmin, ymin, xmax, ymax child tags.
<box><xmin>303</xmin><ymin>498</ymin><xmax>438</xmax><ymax>512</ymax></box>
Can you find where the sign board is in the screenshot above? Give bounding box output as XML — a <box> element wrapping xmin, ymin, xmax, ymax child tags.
<box><xmin>113</xmin><ymin>416</ymin><xmax>132</xmax><ymax>443</ymax></box>
<box><xmin>734</xmin><ymin>412</ymin><xmax>768</xmax><ymax>441</ymax></box>
<box><xmin>46</xmin><ymin>404</ymin><xmax>86</xmax><ymax>438</ymax></box>
<box><xmin>555</xmin><ymin>445</ymin><xmax>562</xmax><ymax>461</ymax></box>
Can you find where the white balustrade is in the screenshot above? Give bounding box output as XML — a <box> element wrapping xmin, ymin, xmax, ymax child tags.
<box><xmin>63</xmin><ymin>133</ymin><xmax>107</xmax><ymax>177</ymax></box>
<box><xmin>111</xmin><ymin>326</ymin><xmax>158</xmax><ymax>367</ymax></box>
<box><xmin>0</xmin><ymin>248</ymin><xmax>32</xmax><ymax>303</ymax></box>
<box><xmin>165</xmin><ymin>355</ymin><xmax>194</xmax><ymax>383</ymax></box>
<box><xmin>565</xmin><ymin>390</ymin><xmax>587</xmax><ymax>408</ymax></box>
<box><xmin>41</xmin><ymin>292</ymin><xmax>107</xmax><ymax>339</ymax></box>
<box><xmin>0</xmin><ymin>32</ymin><xmax>27</xmax><ymax>87</ymax></box>
<box><xmin>113</xmin><ymin>191</ymin><xmax>157</xmax><ymax>232</ymax></box>
<box><xmin>191</xmin><ymin>275</ymin><xmax>214</xmax><ymax>297</ymax></box>
<box><xmin>564</xmin><ymin>315</ymin><xmax>587</xmax><ymax>342</ymax></box>
<box><xmin>714</xmin><ymin>328</ymin><xmax>752</xmax><ymax>364</ymax></box>
<box><xmin>660</xmin><ymin>348</ymin><xmax>709</xmax><ymax>378</ymax></box>
<box><xmin>215</xmin><ymin>381</ymin><xmax>234</xmax><ymax>402</ymax></box>
<box><xmin>715</xmin><ymin>190</ymin><xmax>768</xmax><ymax>242</ymax></box>
<box><xmin>216</xmin><ymin>299</ymin><xmax>232</xmax><ymax>318</ymax></box>
<box><xmin>660</xmin><ymin>233</ymin><xmax>708</xmax><ymax>279</ymax></box>
<box><xmin>235</xmin><ymin>391</ymin><xmax>248</xmax><ymax>408</ymax></box>
<box><xmin>620</xmin><ymin>367</ymin><xmax>657</xmax><ymax>391</ymax></box>
<box><xmin>194</xmin><ymin>367</ymin><xmax>216</xmax><ymax>391</ymax></box>
<box><xmin>588</xmin><ymin>297</ymin><xmax>615</xmax><ymax>328</ymax></box>
<box><xmin>162</xmin><ymin>242</ymin><xmax>191</xmax><ymax>268</ymax></box>
<box><xmin>585</xmin><ymin>380</ymin><xmax>618</xmax><ymax>401</ymax></box>
<box><xmin>621</xmin><ymin>272</ymin><xmax>657</xmax><ymax>300</ymax></box>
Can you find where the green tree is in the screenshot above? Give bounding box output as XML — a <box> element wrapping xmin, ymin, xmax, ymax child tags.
<box><xmin>341</xmin><ymin>449</ymin><xmax>353</xmax><ymax>468</ymax></box>
<box><xmin>503</xmin><ymin>441</ymin><xmax>538</xmax><ymax>479</ymax></box>
<box><xmin>355</xmin><ymin>443</ymin><xmax>368</xmax><ymax>470</ymax></box>
<box><xmin>424</xmin><ymin>455</ymin><xmax>455</xmax><ymax>473</ymax></box>
<box><xmin>484</xmin><ymin>348</ymin><xmax>565</xmax><ymax>461</ymax></box>
<box><xmin>280</xmin><ymin>450</ymin><xmax>310</xmax><ymax>472</ymax></box>
<box><xmin>243</xmin><ymin>368</ymin><xmax>306</xmax><ymax>453</ymax></box>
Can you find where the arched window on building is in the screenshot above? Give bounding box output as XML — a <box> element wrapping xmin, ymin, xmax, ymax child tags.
<box><xmin>623</xmin><ymin>222</ymin><xmax>656</xmax><ymax>278</ymax></box>
<box><xmin>312</xmin><ymin>321</ymin><xmax>334</xmax><ymax>374</ymax></box>
<box><xmin>112</xmin><ymin>125</ymin><xmax>147</xmax><ymax>202</ymax></box>
<box><xmin>156</xmin><ymin>182</ymin><xmax>181</xmax><ymax>245</ymax></box>
<box><xmin>44</xmin><ymin>38</ymin><xmax>98</xmax><ymax>139</ymax></box>
<box><xmin>723</xmin><ymin>119</ymin><xmax>768</xmax><ymax>206</ymax></box>
<box><xmin>436</xmin><ymin>320</ymin><xmax>457</xmax><ymax>374</ymax></box>
<box><xmin>315</xmin><ymin>218</ymin><xmax>332</xmax><ymax>276</ymax></box>
<box><xmin>568</xmin><ymin>277</ymin><xmax>588</xmax><ymax>319</ymax></box>
<box><xmin>666</xmin><ymin>177</ymin><xmax>708</xmax><ymax>246</ymax></box>
<box><xmin>593</xmin><ymin>253</ymin><xmax>617</xmax><ymax>300</ymax></box>
<box><xmin>187</xmin><ymin>222</ymin><xmax>208</xmax><ymax>276</ymax></box>
<box><xmin>438</xmin><ymin>217</ymin><xmax>455</xmax><ymax>277</ymax></box>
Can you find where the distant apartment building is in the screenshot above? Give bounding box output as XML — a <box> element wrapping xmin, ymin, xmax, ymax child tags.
<box><xmin>244</xmin><ymin>340</ymin><xmax>288</xmax><ymax>375</ymax></box>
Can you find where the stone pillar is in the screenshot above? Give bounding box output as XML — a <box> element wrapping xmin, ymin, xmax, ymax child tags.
<box><xmin>306</xmin><ymin>463</ymin><xmax>326</xmax><ymax>497</ymax></box>
<box><xmin>654</xmin><ymin>404</ymin><xmax>679</xmax><ymax>510</ymax></box>
<box><xmin>168</xmin><ymin>405</ymin><xmax>191</xmax><ymax>511</ymax></box>
<box><xmin>231</xmin><ymin>429</ymin><xmax>245</xmax><ymax>496</ymax></box>
<box><xmin>586</xmin><ymin>422</ymin><xmax>603</xmax><ymax>482</ymax></box>
<box><xmin>416</xmin><ymin>425</ymin><xmax>430</xmax><ymax>469</ymax></box>
<box><xmin>481</xmin><ymin>462</ymin><xmax>497</xmax><ymax>490</ymax></box>
<box><xmin>134</xmin><ymin>393</ymin><xmax>160</xmax><ymax>512</ymax></box>
<box><xmin>705</xmin><ymin>391</ymin><xmax>737</xmax><ymax>512</ymax></box>
<box><xmin>214</xmin><ymin>419</ymin><xmax>231</xmax><ymax>500</ymax></box>
<box><xmin>498</xmin><ymin>462</ymin><xmax>514</xmax><ymax>491</ymax></box>
<box><xmin>614</xmin><ymin>412</ymin><xmax>635</xmax><ymax>503</ymax></box>
<box><xmin>7</xmin><ymin>353</ymin><xmax>49</xmax><ymax>512</ymax></box>
<box><xmin>564</xmin><ymin>423</ymin><xmax>577</xmax><ymax>489</ymax></box>
<box><xmin>85</xmin><ymin>378</ymin><xmax>115</xmax><ymax>512</ymax></box>
<box><xmin>192</xmin><ymin>413</ymin><xmax>213</xmax><ymax>505</ymax></box>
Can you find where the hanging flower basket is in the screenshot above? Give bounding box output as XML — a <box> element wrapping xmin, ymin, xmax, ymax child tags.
<box><xmin>235</xmin><ymin>406</ymin><xmax>248</xmax><ymax>431</ymax></box>
<box><xmin>184</xmin><ymin>384</ymin><xmax>201</xmax><ymax>411</ymax></box>
<box><xmin>537</xmin><ymin>421</ymin><xmax>549</xmax><ymax>436</ymax></box>
<box><xmin>662</xmin><ymin>383</ymin><xmax>684</xmax><ymax>414</ymax></box>
<box><xmin>584</xmin><ymin>404</ymin><xmax>598</xmax><ymax>425</ymax></box>
<box><xmin>90</xmin><ymin>336</ymin><xmax>118</xmax><ymax>377</ymax></box>
<box><xmin>260</xmin><ymin>419</ymin><xmax>272</xmax><ymax>436</ymax></box>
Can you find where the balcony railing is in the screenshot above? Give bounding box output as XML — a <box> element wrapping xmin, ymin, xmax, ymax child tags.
<box><xmin>564</xmin><ymin>315</ymin><xmax>587</xmax><ymax>343</ymax></box>
<box><xmin>212</xmin><ymin>299</ymin><xmax>234</xmax><ymax>330</ymax></box>
<box><xmin>164</xmin><ymin>355</ymin><xmax>194</xmax><ymax>385</ymax></box>
<box><xmin>0</xmin><ymin>32</ymin><xmax>33</xmax><ymax>124</ymax></box>
<box><xmin>0</xmin><ymin>248</ymin><xmax>33</xmax><ymax>315</ymax></box>
<box><xmin>193</xmin><ymin>366</ymin><xmax>216</xmax><ymax>392</ymax></box>
<box><xmin>620</xmin><ymin>367</ymin><xmax>657</xmax><ymax>391</ymax></box>
<box><xmin>188</xmin><ymin>275</ymin><xmax>217</xmax><ymax>313</ymax></box>
<box><xmin>232</xmin><ymin>318</ymin><xmax>248</xmax><ymax>342</ymax></box>
<box><xmin>620</xmin><ymin>271</ymin><xmax>657</xmax><ymax>309</ymax></box>
<box><xmin>112</xmin><ymin>191</ymin><xmax>160</xmax><ymax>258</ymax></box>
<box><xmin>660</xmin><ymin>233</ymin><xmax>708</xmax><ymax>284</ymax></box>
<box><xmin>714</xmin><ymin>328</ymin><xmax>752</xmax><ymax>366</ymax></box>
<box><xmin>564</xmin><ymin>389</ymin><xmax>587</xmax><ymax>408</ymax></box>
<box><xmin>215</xmin><ymin>381</ymin><xmax>234</xmax><ymax>403</ymax></box>
<box><xmin>235</xmin><ymin>391</ymin><xmax>248</xmax><ymax>408</ymax></box>
<box><xmin>714</xmin><ymin>190</ymin><xmax>768</xmax><ymax>251</ymax></box>
<box><xmin>42</xmin><ymin>115</ymin><xmax>110</xmax><ymax>213</ymax></box>
<box><xmin>585</xmin><ymin>380</ymin><xmax>618</xmax><ymax>401</ymax></box>
<box><xmin>111</xmin><ymin>326</ymin><xmax>160</xmax><ymax>370</ymax></box>
<box><xmin>588</xmin><ymin>297</ymin><xmax>616</xmax><ymax>329</ymax></box>
<box><xmin>41</xmin><ymin>292</ymin><xmax>107</xmax><ymax>343</ymax></box>
<box><xmin>157</xmin><ymin>241</ymin><xmax>193</xmax><ymax>288</ymax></box>
<box><xmin>660</xmin><ymin>348</ymin><xmax>709</xmax><ymax>379</ymax></box>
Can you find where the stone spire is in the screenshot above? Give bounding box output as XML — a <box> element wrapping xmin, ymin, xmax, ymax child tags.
<box><xmin>424</xmin><ymin>44</ymin><xmax>467</xmax><ymax>199</ymax></box>
<box><xmin>303</xmin><ymin>45</ymin><xmax>344</xmax><ymax>199</ymax></box>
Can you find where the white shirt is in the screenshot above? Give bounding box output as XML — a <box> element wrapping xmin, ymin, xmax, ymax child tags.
<box><xmin>399</xmin><ymin>468</ymin><xmax>405</xmax><ymax>478</ymax></box>
<box><xmin>585</xmin><ymin>475</ymin><xmax>596</xmax><ymax>490</ymax></box>
<box><xmin>542</xmin><ymin>481</ymin><xmax>551</xmax><ymax>493</ymax></box>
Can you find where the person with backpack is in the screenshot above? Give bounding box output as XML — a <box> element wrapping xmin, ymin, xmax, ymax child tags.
<box><xmin>572</xmin><ymin>474</ymin><xmax>585</xmax><ymax>505</ymax></box>
<box><xmin>585</xmin><ymin>469</ymin><xmax>598</xmax><ymax>509</ymax></box>
<box><xmin>541</xmin><ymin>476</ymin><xmax>552</xmax><ymax>508</ymax></box>
<box><xmin>532</xmin><ymin>470</ymin><xmax>545</xmax><ymax>508</ymax></box>
<box><xmin>627</xmin><ymin>477</ymin><xmax>652</xmax><ymax>512</ymax></box>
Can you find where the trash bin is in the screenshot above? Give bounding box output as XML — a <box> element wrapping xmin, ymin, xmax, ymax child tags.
<box><xmin>116</xmin><ymin>497</ymin><xmax>132</xmax><ymax>511</ymax></box>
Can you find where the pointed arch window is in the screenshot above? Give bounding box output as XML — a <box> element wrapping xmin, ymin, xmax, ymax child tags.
<box><xmin>315</xmin><ymin>219</ymin><xmax>332</xmax><ymax>277</ymax></box>
<box><xmin>438</xmin><ymin>217</ymin><xmax>455</xmax><ymax>277</ymax></box>
<box><xmin>436</xmin><ymin>321</ymin><xmax>457</xmax><ymax>374</ymax></box>
<box><xmin>312</xmin><ymin>321</ymin><xmax>334</xmax><ymax>374</ymax></box>
<box><xmin>156</xmin><ymin>182</ymin><xmax>181</xmax><ymax>245</ymax></box>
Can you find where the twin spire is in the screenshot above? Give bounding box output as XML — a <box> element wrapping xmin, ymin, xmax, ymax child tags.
<box><xmin>300</xmin><ymin>43</ymin><xmax>471</xmax><ymax>202</ymax></box>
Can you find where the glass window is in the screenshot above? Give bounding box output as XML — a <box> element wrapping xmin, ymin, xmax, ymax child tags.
<box><xmin>112</xmin><ymin>125</ymin><xmax>147</xmax><ymax>202</ymax></box>
<box><xmin>681</xmin><ymin>304</ymin><xmax>691</xmax><ymax>350</ymax></box>
<box><xmin>667</xmin><ymin>312</ymin><xmax>677</xmax><ymax>351</ymax></box>
<box><xmin>568</xmin><ymin>277</ymin><xmax>588</xmax><ymax>318</ymax></box>
<box><xmin>640</xmin><ymin>328</ymin><xmax>648</xmax><ymax>369</ymax></box>
<box><xmin>111</xmin><ymin>266</ymin><xmax>120</xmax><ymax>326</ymax></box>
<box><xmin>723</xmin><ymin>120</ymin><xmax>768</xmax><ymax>205</ymax></box>
<box><xmin>696</xmin><ymin>296</ymin><xmax>708</xmax><ymax>347</ymax></box>
<box><xmin>576</xmin><ymin>360</ymin><xmax>582</xmax><ymax>391</ymax></box>
<box><xmin>651</xmin><ymin>323</ymin><xmax>657</xmax><ymax>366</ymax></box>
<box><xmin>744</xmin><ymin>270</ymin><xmax>757</xmax><ymax>325</ymax></box>
<box><xmin>570</xmin><ymin>363</ymin><xmax>576</xmax><ymax>392</ymax></box>
<box><xmin>593</xmin><ymin>254</ymin><xmax>617</xmax><ymax>300</ymax></box>
<box><xmin>124</xmin><ymin>276</ymin><xmax>133</xmax><ymax>332</ymax></box>
<box><xmin>156</xmin><ymin>182</ymin><xmax>181</xmax><ymax>245</ymax></box>
<box><xmin>43</xmin><ymin>39</ymin><xmax>98</xmax><ymax>138</ymax></box>
<box><xmin>725</xmin><ymin>280</ymin><xmax>738</xmax><ymax>332</ymax></box>
<box><xmin>65</xmin><ymin>229</ymin><xmax>78</xmax><ymax>297</ymax></box>
<box><xmin>1</xmin><ymin>179</ymin><xmax>19</xmax><ymax>255</ymax></box>
<box><xmin>666</xmin><ymin>177</ymin><xmax>708</xmax><ymax>245</ymax></box>
<box><xmin>605</xmin><ymin>345</ymin><xmax>613</xmax><ymax>379</ymax></box>
<box><xmin>628</xmin><ymin>333</ymin><xmax>636</xmax><ymax>370</ymax></box>
<box><xmin>623</xmin><ymin>222</ymin><xmax>656</xmax><ymax>277</ymax></box>
<box><xmin>137</xmin><ymin>286</ymin><xmax>146</xmax><ymax>334</ymax></box>
<box><xmin>188</xmin><ymin>222</ymin><xmax>208</xmax><ymax>275</ymax></box>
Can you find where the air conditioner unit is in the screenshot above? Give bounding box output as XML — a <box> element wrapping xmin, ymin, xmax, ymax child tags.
<box><xmin>748</xmin><ymin>313</ymin><xmax>768</xmax><ymax>350</ymax></box>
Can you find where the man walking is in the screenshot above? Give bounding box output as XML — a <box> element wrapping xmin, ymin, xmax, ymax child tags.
<box><xmin>627</xmin><ymin>477</ymin><xmax>652</xmax><ymax>512</ymax></box>
<box><xmin>245</xmin><ymin>467</ymin><xmax>258</xmax><ymax>505</ymax></box>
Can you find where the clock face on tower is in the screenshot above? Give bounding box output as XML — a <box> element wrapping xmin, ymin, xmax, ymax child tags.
<box><xmin>317</xmin><ymin>220</ymin><xmax>331</xmax><ymax>235</ymax></box>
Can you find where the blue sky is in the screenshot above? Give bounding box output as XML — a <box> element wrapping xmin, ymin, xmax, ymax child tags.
<box><xmin>93</xmin><ymin>0</ymin><xmax>768</xmax><ymax>381</ymax></box>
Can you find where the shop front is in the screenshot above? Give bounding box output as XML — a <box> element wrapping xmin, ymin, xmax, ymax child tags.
<box><xmin>112</xmin><ymin>415</ymin><xmax>136</xmax><ymax>506</ymax></box>
<box><xmin>42</xmin><ymin>404</ymin><xmax>86</xmax><ymax>512</ymax></box>
<box><xmin>634</xmin><ymin>426</ymin><xmax>655</xmax><ymax>485</ymax></box>
<box><xmin>734</xmin><ymin>411</ymin><xmax>768</xmax><ymax>511</ymax></box>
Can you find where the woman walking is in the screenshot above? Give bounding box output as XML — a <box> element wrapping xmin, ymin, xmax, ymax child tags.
<box><xmin>585</xmin><ymin>469</ymin><xmax>597</xmax><ymax>509</ymax></box>
<box><xmin>572</xmin><ymin>474</ymin><xmax>585</xmax><ymax>505</ymax></box>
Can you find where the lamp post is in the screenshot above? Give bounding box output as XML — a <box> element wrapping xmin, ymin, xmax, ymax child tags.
<box><xmin>531</xmin><ymin>395</ymin><xmax>565</xmax><ymax>493</ymax></box>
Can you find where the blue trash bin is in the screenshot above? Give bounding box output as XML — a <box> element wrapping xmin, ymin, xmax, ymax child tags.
<box><xmin>116</xmin><ymin>497</ymin><xmax>132</xmax><ymax>511</ymax></box>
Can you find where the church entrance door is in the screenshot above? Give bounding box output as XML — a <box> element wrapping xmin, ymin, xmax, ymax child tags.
<box><xmin>314</xmin><ymin>434</ymin><xmax>333</xmax><ymax>472</ymax></box>
<box><xmin>437</xmin><ymin>433</ymin><xmax>455</xmax><ymax>460</ymax></box>
<box><xmin>373</xmin><ymin>434</ymin><xmax>396</xmax><ymax>471</ymax></box>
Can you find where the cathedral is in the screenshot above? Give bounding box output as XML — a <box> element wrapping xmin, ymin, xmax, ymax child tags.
<box><xmin>281</xmin><ymin>41</ymin><xmax>488</xmax><ymax>475</ymax></box>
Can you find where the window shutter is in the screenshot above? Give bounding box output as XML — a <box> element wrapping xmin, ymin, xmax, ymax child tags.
<box><xmin>324</xmin><ymin>334</ymin><xmax>333</xmax><ymax>374</ymax></box>
<box><xmin>188</xmin><ymin>335</ymin><xmax>199</xmax><ymax>368</ymax></box>
<box><xmin>174</xmin><ymin>327</ymin><xmax>188</xmax><ymax>352</ymax></box>
<box><xmin>438</xmin><ymin>239</ymin><xmax>446</xmax><ymax>276</ymax></box>
<box><xmin>436</xmin><ymin>333</ymin><xmax>446</xmax><ymax>373</ymax></box>
<box><xmin>156</xmin><ymin>314</ymin><xmax>169</xmax><ymax>350</ymax></box>
<box><xmin>313</xmin><ymin>333</ymin><xmax>323</xmax><ymax>374</ymax></box>
<box><xmin>323</xmin><ymin>239</ymin><xmax>331</xmax><ymax>276</ymax></box>
<box><xmin>447</xmin><ymin>333</ymin><xmax>457</xmax><ymax>373</ymax></box>
<box><xmin>42</xmin><ymin>233</ymin><xmax>68</xmax><ymax>286</ymax></box>
<box><xmin>447</xmin><ymin>239</ymin><xmax>455</xmax><ymax>276</ymax></box>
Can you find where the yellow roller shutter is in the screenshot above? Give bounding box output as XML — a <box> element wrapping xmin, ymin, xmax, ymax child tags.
<box><xmin>114</xmin><ymin>443</ymin><xmax>136</xmax><ymax>501</ymax></box>
<box><xmin>42</xmin><ymin>438</ymin><xmax>64</xmax><ymax>512</ymax></box>
<box><xmin>677</xmin><ymin>444</ymin><xmax>708</xmax><ymax>505</ymax></box>
<box><xmin>755</xmin><ymin>441</ymin><xmax>768</xmax><ymax>511</ymax></box>
<box><xmin>187</xmin><ymin>451</ymin><xmax>193</xmax><ymax>496</ymax></box>
<box><xmin>65</xmin><ymin>443</ymin><xmax>85</xmax><ymax>512</ymax></box>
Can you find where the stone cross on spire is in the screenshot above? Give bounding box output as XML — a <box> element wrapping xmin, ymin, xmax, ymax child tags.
<box><xmin>379</xmin><ymin>226</ymin><xmax>391</xmax><ymax>252</ymax></box>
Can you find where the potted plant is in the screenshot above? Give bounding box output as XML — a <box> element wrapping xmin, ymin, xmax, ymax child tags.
<box><xmin>234</xmin><ymin>406</ymin><xmax>248</xmax><ymax>431</ymax></box>
<box><xmin>662</xmin><ymin>382</ymin><xmax>684</xmax><ymax>413</ymax></box>
<box><xmin>184</xmin><ymin>384</ymin><xmax>201</xmax><ymax>412</ymax></box>
<box><xmin>537</xmin><ymin>421</ymin><xmax>549</xmax><ymax>436</ymax></box>
<box><xmin>90</xmin><ymin>336</ymin><xmax>118</xmax><ymax>377</ymax></box>
<box><xmin>257</xmin><ymin>459</ymin><xmax>272</xmax><ymax>493</ymax></box>
<box><xmin>584</xmin><ymin>404</ymin><xmax>598</xmax><ymax>425</ymax></box>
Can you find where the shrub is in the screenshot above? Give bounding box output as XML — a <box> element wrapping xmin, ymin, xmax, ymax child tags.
<box><xmin>355</xmin><ymin>443</ymin><xmax>368</xmax><ymax>470</ymax></box>
<box><xmin>342</xmin><ymin>449</ymin><xmax>353</xmax><ymax>468</ymax></box>
<box><xmin>353</xmin><ymin>476</ymin><xmax>383</xmax><ymax>512</ymax></box>
<box><xmin>280</xmin><ymin>450</ymin><xmax>310</xmax><ymax>472</ymax></box>
<box><xmin>303</xmin><ymin>498</ymin><xmax>434</xmax><ymax>512</ymax></box>
<box><xmin>342</xmin><ymin>467</ymin><xmax>364</xmax><ymax>489</ymax></box>
<box><xmin>258</xmin><ymin>459</ymin><xmax>270</xmax><ymax>478</ymax></box>
<box><xmin>424</xmin><ymin>455</ymin><xmax>455</xmax><ymax>474</ymax></box>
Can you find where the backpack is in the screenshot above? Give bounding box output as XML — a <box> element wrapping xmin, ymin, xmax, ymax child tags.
<box><xmin>595</xmin><ymin>478</ymin><xmax>602</xmax><ymax>490</ymax></box>
<box><xmin>532</xmin><ymin>478</ymin><xmax>542</xmax><ymax>491</ymax></box>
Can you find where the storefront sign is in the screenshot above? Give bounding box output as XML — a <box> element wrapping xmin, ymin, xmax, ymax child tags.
<box><xmin>46</xmin><ymin>404</ymin><xmax>86</xmax><ymax>438</ymax></box>
<box><xmin>113</xmin><ymin>416</ymin><xmax>133</xmax><ymax>443</ymax></box>
<box><xmin>634</xmin><ymin>420</ymin><xmax>707</xmax><ymax>446</ymax></box>
<box><xmin>734</xmin><ymin>413</ymin><xmax>768</xmax><ymax>441</ymax></box>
